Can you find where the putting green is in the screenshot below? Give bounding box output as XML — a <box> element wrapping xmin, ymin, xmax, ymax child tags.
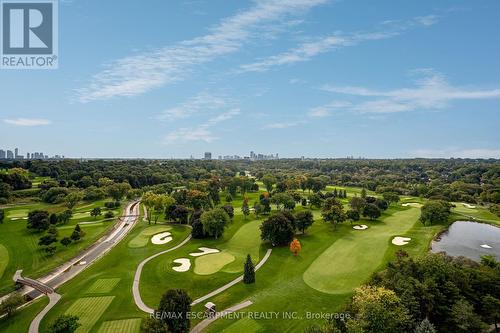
<box><xmin>97</xmin><ymin>318</ymin><xmax>142</xmax><ymax>333</ymax></box>
<box><xmin>7</xmin><ymin>209</ymin><xmax>29</xmax><ymax>219</ymax></box>
<box><xmin>194</xmin><ymin>252</ymin><xmax>235</xmax><ymax>275</ymax></box>
<box><xmin>128</xmin><ymin>225</ymin><xmax>172</xmax><ymax>248</ymax></box>
<box><xmin>86</xmin><ymin>278</ymin><xmax>121</xmax><ymax>294</ymax></box>
<box><xmin>0</xmin><ymin>244</ymin><xmax>9</xmax><ymax>279</ymax></box>
<box><xmin>65</xmin><ymin>296</ymin><xmax>115</xmax><ymax>333</ymax></box>
<box><xmin>193</xmin><ymin>219</ymin><xmax>262</xmax><ymax>275</ymax></box>
<box><xmin>303</xmin><ymin>208</ymin><xmax>419</xmax><ymax>294</ymax></box>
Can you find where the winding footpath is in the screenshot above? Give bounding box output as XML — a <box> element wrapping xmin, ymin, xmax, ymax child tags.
<box><xmin>190</xmin><ymin>300</ymin><xmax>253</xmax><ymax>333</ymax></box>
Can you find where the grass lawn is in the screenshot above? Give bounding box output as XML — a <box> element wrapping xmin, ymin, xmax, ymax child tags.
<box><xmin>128</xmin><ymin>225</ymin><xmax>172</xmax><ymax>248</ymax></box>
<box><xmin>0</xmin><ymin>199</ymin><xmax>123</xmax><ymax>295</ymax></box>
<box><xmin>86</xmin><ymin>278</ymin><xmax>121</xmax><ymax>294</ymax></box>
<box><xmin>65</xmin><ymin>296</ymin><xmax>115</xmax><ymax>333</ymax></box>
<box><xmin>96</xmin><ymin>318</ymin><xmax>142</xmax><ymax>333</ymax></box>
<box><xmin>0</xmin><ymin>297</ymin><xmax>49</xmax><ymax>332</ymax></box>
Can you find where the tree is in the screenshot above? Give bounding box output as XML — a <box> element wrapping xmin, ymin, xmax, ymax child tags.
<box><xmin>450</xmin><ymin>299</ymin><xmax>488</xmax><ymax>333</ymax></box>
<box><xmin>47</xmin><ymin>315</ymin><xmax>80</xmax><ymax>333</ymax></box>
<box><xmin>420</xmin><ymin>200</ymin><xmax>451</xmax><ymax>226</ymax></box>
<box><xmin>0</xmin><ymin>182</ymin><xmax>13</xmax><ymax>201</ymax></box>
<box><xmin>361</xmin><ymin>188</ymin><xmax>367</xmax><ymax>198</ymax></box>
<box><xmin>241</xmin><ymin>197</ymin><xmax>250</xmax><ymax>220</ymax></box>
<box><xmin>60</xmin><ymin>237</ymin><xmax>72</xmax><ymax>247</ymax></box>
<box><xmin>482</xmin><ymin>295</ymin><xmax>500</xmax><ymax>333</ymax></box>
<box><xmin>0</xmin><ymin>209</ymin><xmax>4</xmax><ymax>224</ymax></box>
<box><xmin>414</xmin><ymin>318</ymin><xmax>436</xmax><ymax>333</ymax></box>
<box><xmin>348</xmin><ymin>286</ymin><xmax>411</xmax><ymax>333</ymax></box>
<box><xmin>221</xmin><ymin>204</ymin><xmax>234</xmax><ymax>220</ymax></box>
<box><xmin>141</xmin><ymin>318</ymin><xmax>169</xmax><ymax>333</ymax></box>
<box><xmin>39</xmin><ymin>234</ymin><xmax>58</xmax><ymax>247</ymax></box>
<box><xmin>57</xmin><ymin>209</ymin><xmax>73</xmax><ymax>224</ymax></box>
<box><xmin>375</xmin><ymin>198</ymin><xmax>389</xmax><ymax>211</ymax></box>
<box><xmin>171</xmin><ymin>205</ymin><xmax>189</xmax><ymax>224</ymax></box>
<box><xmin>106</xmin><ymin>182</ymin><xmax>131</xmax><ymax>201</ymax></box>
<box><xmin>0</xmin><ymin>293</ymin><xmax>24</xmax><ymax>317</ymax></box>
<box><xmin>321</xmin><ymin>198</ymin><xmax>346</xmax><ymax>230</ymax></box>
<box><xmin>27</xmin><ymin>210</ymin><xmax>50</xmax><ymax>232</ymax></box>
<box><xmin>200</xmin><ymin>208</ymin><xmax>230</xmax><ymax>239</ymax></box>
<box><xmin>90</xmin><ymin>207</ymin><xmax>102</xmax><ymax>219</ymax></box>
<box><xmin>289</xmin><ymin>238</ymin><xmax>301</xmax><ymax>256</ymax></box>
<box><xmin>225</xmin><ymin>194</ymin><xmax>233</xmax><ymax>203</ymax></box>
<box><xmin>346</xmin><ymin>209</ymin><xmax>360</xmax><ymax>224</ymax></box>
<box><xmin>294</xmin><ymin>210</ymin><xmax>314</xmax><ymax>234</ymax></box>
<box><xmin>349</xmin><ymin>196</ymin><xmax>365</xmax><ymax>212</ymax></box>
<box><xmin>186</xmin><ymin>190</ymin><xmax>208</xmax><ymax>210</ymax></box>
<box><xmin>71</xmin><ymin>224</ymin><xmax>85</xmax><ymax>241</ymax></box>
<box><xmin>156</xmin><ymin>289</ymin><xmax>192</xmax><ymax>333</ymax></box>
<box><xmin>260</xmin><ymin>213</ymin><xmax>295</xmax><ymax>246</ymax></box>
<box><xmin>363</xmin><ymin>203</ymin><xmax>381</xmax><ymax>220</ymax></box>
<box><xmin>262</xmin><ymin>175</ymin><xmax>277</xmax><ymax>193</ymax></box>
<box><xmin>142</xmin><ymin>191</ymin><xmax>156</xmax><ymax>224</ymax></box>
<box><xmin>383</xmin><ymin>192</ymin><xmax>400</xmax><ymax>205</ymax></box>
<box><xmin>64</xmin><ymin>191</ymin><xmax>84</xmax><ymax>210</ymax></box>
<box><xmin>309</xmin><ymin>193</ymin><xmax>323</xmax><ymax>208</ymax></box>
<box><xmin>243</xmin><ymin>254</ymin><xmax>255</xmax><ymax>284</ymax></box>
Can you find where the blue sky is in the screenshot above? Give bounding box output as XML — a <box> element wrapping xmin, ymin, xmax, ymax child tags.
<box><xmin>1</xmin><ymin>0</ymin><xmax>500</xmax><ymax>159</ymax></box>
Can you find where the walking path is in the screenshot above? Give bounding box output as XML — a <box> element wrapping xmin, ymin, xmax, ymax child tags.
<box><xmin>190</xmin><ymin>300</ymin><xmax>253</xmax><ymax>333</ymax></box>
<box><xmin>133</xmin><ymin>232</ymin><xmax>193</xmax><ymax>314</ymax></box>
<box><xmin>191</xmin><ymin>249</ymin><xmax>272</xmax><ymax>306</ymax></box>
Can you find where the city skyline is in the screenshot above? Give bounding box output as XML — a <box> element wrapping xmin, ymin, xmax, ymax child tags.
<box><xmin>1</xmin><ymin>0</ymin><xmax>499</xmax><ymax>158</ymax></box>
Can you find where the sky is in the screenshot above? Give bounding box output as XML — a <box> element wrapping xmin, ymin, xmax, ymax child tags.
<box><xmin>1</xmin><ymin>0</ymin><xmax>500</xmax><ymax>159</ymax></box>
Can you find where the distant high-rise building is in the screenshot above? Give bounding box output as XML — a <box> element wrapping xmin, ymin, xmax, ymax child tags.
<box><xmin>0</xmin><ymin>150</ymin><xmax>5</xmax><ymax>159</ymax></box>
<box><xmin>7</xmin><ymin>150</ymin><xmax>14</xmax><ymax>159</ymax></box>
<box><xmin>204</xmin><ymin>152</ymin><xmax>212</xmax><ymax>160</ymax></box>
<box><xmin>14</xmin><ymin>148</ymin><xmax>19</xmax><ymax>158</ymax></box>
<box><xmin>26</xmin><ymin>152</ymin><xmax>30</xmax><ymax>159</ymax></box>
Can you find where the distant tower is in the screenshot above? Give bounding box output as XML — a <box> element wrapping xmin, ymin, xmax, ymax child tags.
<box><xmin>0</xmin><ymin>150</ymin><xmax>5</xmax><ymax>159</ymax></box>
<box><xmin>7</xmin><ymin>150</ymin><xmax>14</xmax><ymax>159</ymax></box>
<box><xmin>204</xmin><ymin>152</ymin><xmax>212</xmax><ymax>160</ymax></box>
<box><xmin>14</xmin><ymin>148</ymin><xmax>19</xmax><ymax>158</ymax></box>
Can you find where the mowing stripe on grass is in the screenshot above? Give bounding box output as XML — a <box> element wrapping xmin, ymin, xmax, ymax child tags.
<box><xmin>65</xmin><ymin>296</ymin><xmax>115</xmax><ymax>333</ymax></box>
<box><xmin>97</xmin><ymin>318</ymin><xmax>142</xmax><ymax>333</ymax></box>
<box><xmin>0</xmin><ymin>244</ymin><xmax>9</xmax><ymax>279</ymax></box>
<box><xmin>86</xmin><ymin>278</ymin><xmax>121</xmax><ymax>294</ymax></box>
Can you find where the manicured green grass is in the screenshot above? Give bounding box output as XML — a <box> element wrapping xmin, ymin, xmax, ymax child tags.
<box><xmin>0</xmin><ymin>200</ymin><xmax>123</xmax><ymax>295</ymax></box>
<box><xmin>97</xmin><ymin>318</ymin><xmax>142</xmax><ymax>333</ymax></box>
<box><xmin>86</xmin><ymin>278</ymin><xmax>121</xmax><ymax>294</ymax></box>
<box><xmin>65</xmin><ymin>296</ymin><xmax>115</xmax><ymax>333</ymax></box>
<box><xmin>128</xmin><ymin>225</ymin><xmax>172</xmax><ymax>248</ymax></box>
<box><xmin>0</xmin><ymin>244</ymin><xmax>9</xmax><ymax>279</ymax></box>
<box><xmin>193</xmin><ymin>219</ymin><xmax>262</xmax><ymax>275</ymax></box>
<box><xmin>220</xmin><ymin>318</ymin><xmax>263</xmax><ymax>332</ymax></box>
<box><xmin>303</xmin><ymin>207</ymin><xmax>419</xmax><ymax>294</ymax></box>
<box><xmin>194</xmin><ymin>252</ymin><xmax>235</xmax><ymax>275</ymax></box>
<box><xmin>0</xmin><ymin>297</ymin><xmax>49</xmax><ymax>332</ymax></box>
<box><xmin>451</xmin><ymin>202</ymin><xmax>500</xmax><ymax>226</ymax></box>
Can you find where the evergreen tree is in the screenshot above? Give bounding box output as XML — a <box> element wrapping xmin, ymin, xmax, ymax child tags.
<box><xmin>243</xmin><ymin>254</ymin><xmax>255</xmax><ymax>284</ymax></box>
<box><xmin>333</xmin><ymin>188</ymin><xmax>338</xmax><ymax>197</ymax></box>
<box><xmin>361</xmin><ymin>188</ymin><xmax>367</xmax><ymax>198</ymax></box>
<box><xmin>343</xmin><ymin>189</ymin><xmax>347</xmax><ymax>198</ymax></box>
<box><xmin>414</xmin><ymin>318</ymin><xmax>436</xmax><ymax>333</ymax></box>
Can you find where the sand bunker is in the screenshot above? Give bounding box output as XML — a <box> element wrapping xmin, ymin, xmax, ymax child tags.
<box><xmin>392</xmin><ymin>237</ymin><xmax>411</xmax><ymax>246</ymax></box>
<box><xmin>189</xmin><ymin>247</ymin><xmax>220</xmax><ymax>257</ymax></box>
<box><xmin>172</xmin><ymin>258</ymin><xmax>191</xmax><ymax>272</ymax></box>
<box><xmin>151</xmin><ymin>232</ymin><xmax>172</xmax><ymax>245</ymax></box>
<box><xmin>480</xmin><ymin>244</ymin><xmax>492</xmax><ymax>249</ymax></box>
<box><xmin>462</xmin><ymin>203</ymin><xmax>476</xmax><ymax>209</ymax></box>
<box><xmin>353</xmin><ymin>225</ymin><xmax>368</xmax><ymax>230</ymax></box>
<box><xmin>402</xmin><ymin>203</ymin><xmax>422</xmax><ymax>208</ymax></box>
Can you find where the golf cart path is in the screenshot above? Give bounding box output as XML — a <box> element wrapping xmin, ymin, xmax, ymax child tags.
<box><xmin>133</xmin><ymin>232</ymin><xmax>193</xmax><ymax>313</ymax></box>
<box><xmin>190</xmin><ymin>300</ymin><xmax>253</xmax><ymax>333</ymax></box>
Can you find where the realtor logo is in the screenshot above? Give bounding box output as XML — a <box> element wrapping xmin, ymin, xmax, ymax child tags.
<box><xmin>1</xmin><ymin>0</ymin><xmax>58</xmax><ymax>69</ymax></box>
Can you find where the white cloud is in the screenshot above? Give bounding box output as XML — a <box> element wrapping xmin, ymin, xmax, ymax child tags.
<box><xmin>239</xmin><ymin>31</ymin><xmax>398</xmax><ymax>73</ymax></box>
<box><xmin>238</xmin><ymin>14</ymin><xmax>440</xmax><ymax>73</ymax></box>
<box><xmin>410</xmin><ymin>148</ymin><xmax>500</xmax><ymax>159</ymax></box>
<box><xmin>321</xmin><ymin>69</ymin><xmax>500</xmax><ymax>114</ymax></box>
<box><xmin>158</xmin><ymin>93</ymin><xmax>229</xmax><ymax>120</ymax></box>
<box><xmin>308</xmin><ymin>101</ymin><xmax>351</xmax><ymax>117</ymax></box>
<box><xmin>76</xmin><ymin>0</ymin><xmax>328</xmax><ymax>102</ymax></box>
<box><xmin>263</xmin><ymin>120</ymin><xmax>305</xmax><ymax>129</ymax></box>
<box><xmin>162</xmin><ymin>109</ymin><xmax>240</xmax><ymax>144</ymax></box>
<box><xmin>3</xmin><ymin>118</ymin><xmax>51</xmax><ymax>126</ymax></box>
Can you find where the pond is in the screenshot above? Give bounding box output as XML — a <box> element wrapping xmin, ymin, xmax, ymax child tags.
<box><xmin>431</xmin><ymin>221</ymin><xmax>500</xmax><ymax>261</ymax></box>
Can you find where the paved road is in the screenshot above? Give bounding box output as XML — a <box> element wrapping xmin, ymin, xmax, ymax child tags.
<box><xmin>191</xmin><ymin>249</ymin><xmax>272</xmax><ymax>306</ymax></box>
<box><xmin>190</xmin><ymin>300</ymin><xmax>253</xmax><ymax>333</ymax></box>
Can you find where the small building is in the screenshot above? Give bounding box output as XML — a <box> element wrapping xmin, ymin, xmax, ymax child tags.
<box><xmin>204</xmin><ymin>302</ymin><xmax>216</xmax><ymax>316</ymax></box>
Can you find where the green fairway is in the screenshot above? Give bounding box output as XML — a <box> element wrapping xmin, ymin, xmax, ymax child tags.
<box><xmin>303</xmin><ymin>207</ymin><xmax>419</xmax><ymax>294</ymax></box>
<box><xmin>0</xmin><ymin>244</ymin><xmax>9</xmax><ymax>279</ymax></box>
<box><xmin>193</xmin><ymin>219</ymin><xmax>262</xmax><ymax>274</ymax></box>
<box><xmin>220</xmin><ymin>318</ymin><xmax>263</xmax><ymax>332</ymax></box>
<box><xmin>194</xmin><ymin>252</ymin><xmax>235</xmax><ymax>275</ymax></box>
<box><xmin>65</xmin><ymin>296</ymin><xmax>115</xmax><ymax>333</ymax></box>
<box><xmin>97</xmin><ymin>318</ymin><xmax>142</xmax><ymax>333</ymax></box>
<box><xmin>128</xmin><ymin>225</ymin><xmax>172</xmax><ymax>248</ymax></box>
<box><xmin>86</xmin><ymin>278</ymin><xmax>121</xmax><ymax>294</ymax></box>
